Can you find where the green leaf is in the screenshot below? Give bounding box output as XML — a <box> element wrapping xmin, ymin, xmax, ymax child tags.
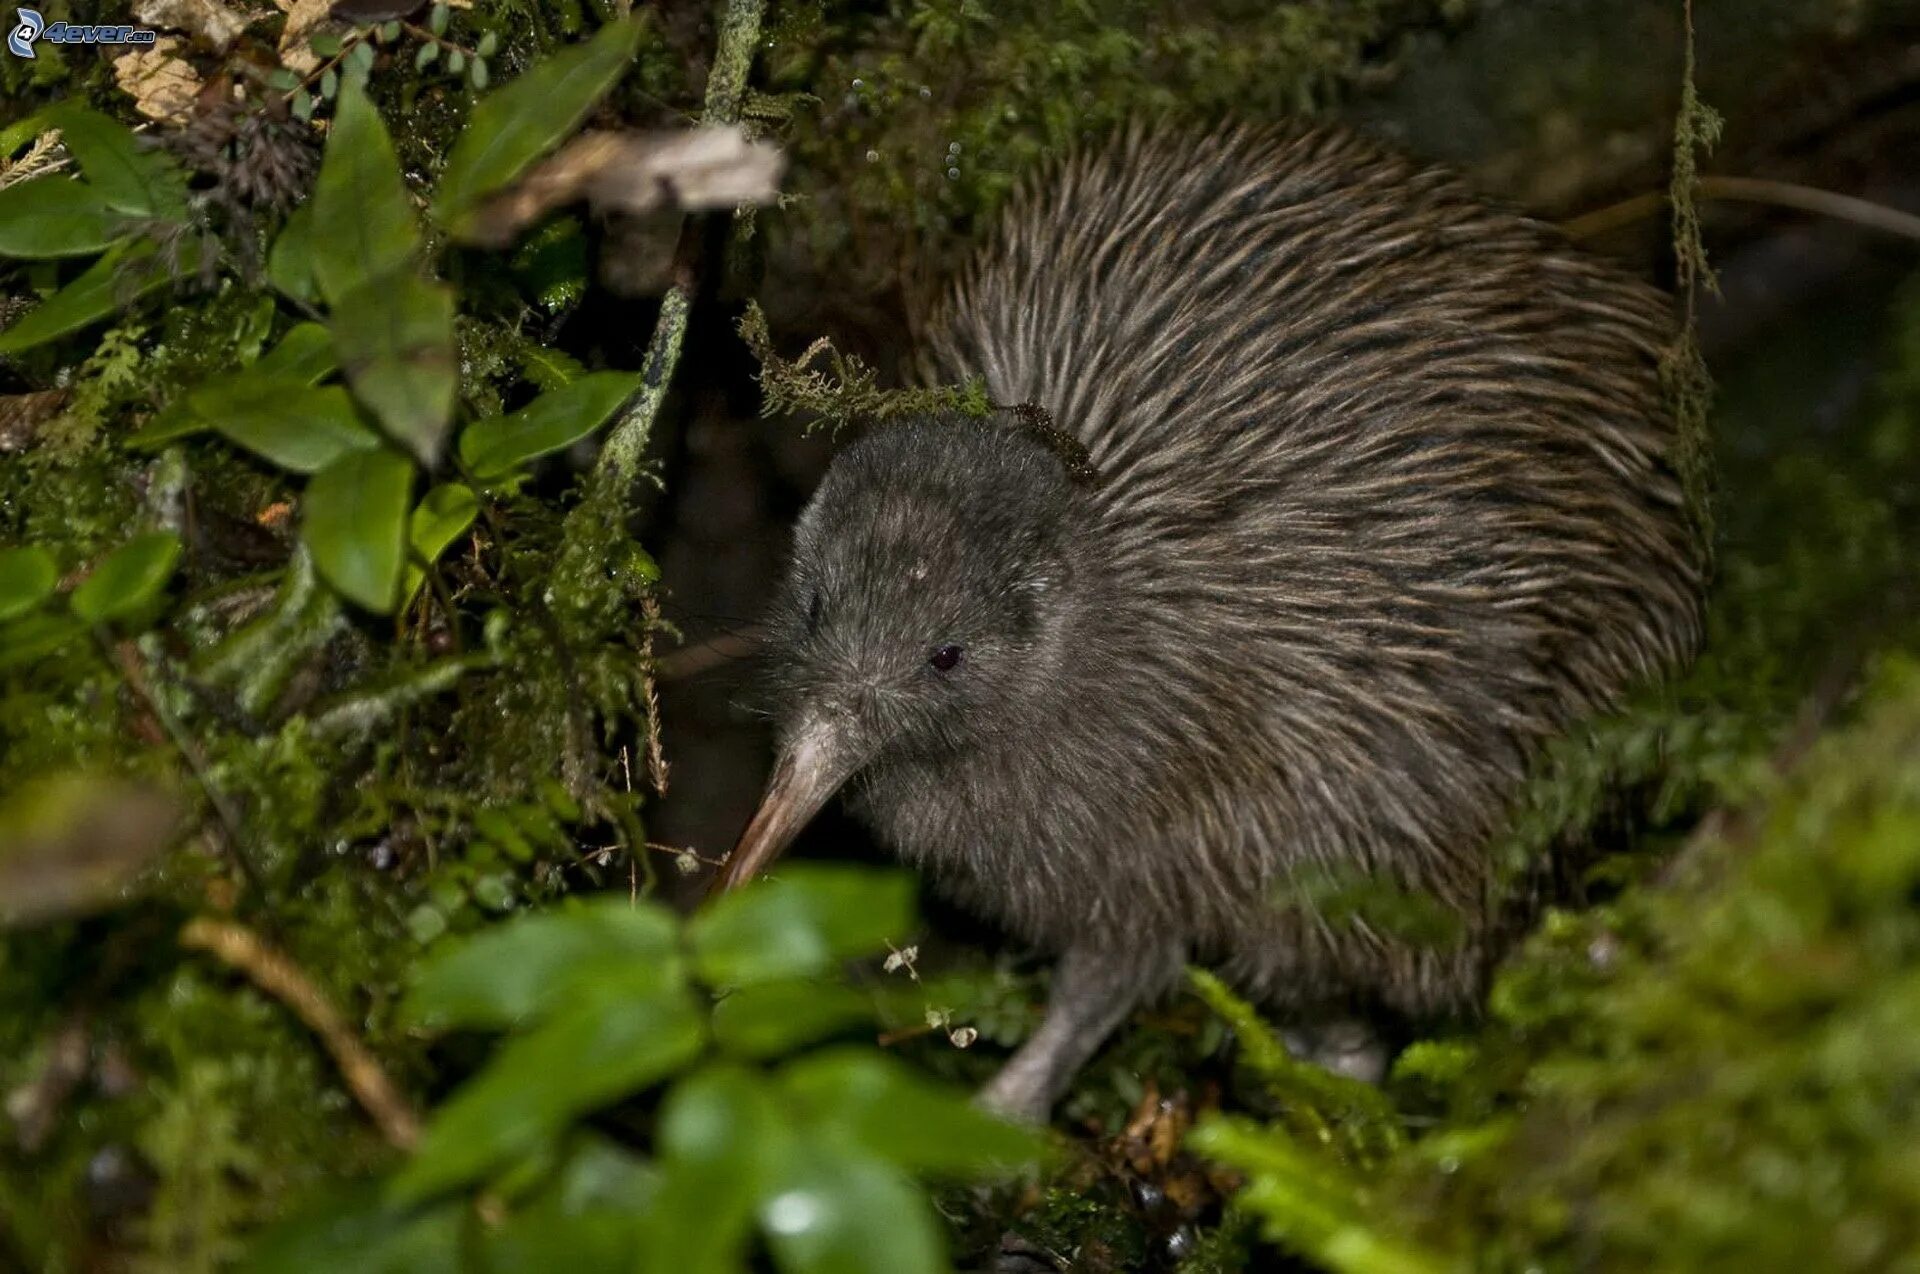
<box><xmin>254</xmin><ymin>322</ymin><xmax>339</xmax><ymax>382</ymax></box>
<box><xmin>476</xmin><ymin>31</ymin><xmax>497</xmax><ymax>57</ymax></box>
<box><xmin>302</xmin><ymin>448</ymin><xmax>414</xmax><ymax>612</ymax></box>
<box><xmin>44</xmin><ymin>105</ymin><xmax>190</xmax><ymax>218</ymax></box>
<box><xmin>758</xmin><ymin>1142</ymin><xmax>945</xmax><ymax>1274</ymax></box>
<box><xmin>393</xmin><ymin>978</ymin><xmax>705</xmax><ymax>1202</ymax></box>
<box><xmin>433</xmin><ymin>18</ymin><xmax>644</xmax><ymax>238</ymax></box>
<box><xmin>689</xmin><ymin>865</ymin><xmax>916</xmax><ymax>987</ymax></box>
<box><xmin>0</xmin><ymin>614</ymin><xmax>85</xmax><ymax>670</ymax></box>
<box><xmin>480</xmin><ymin>1138</ymin><xmax>657</xmax><ymax>1274</ymax></box>
<box><xmin>0</xmin><ymin>546</ymin><xmax>58</xmax><ymax>623</ymax></box>
<box><xmin>457</xmin><ymin>371</ymin><xmax>639</xmax><ymax>478</ymax></box>
<box><xmin>404</xmin><ymin>896</ymin><xmax>681</xmax><ymax>1030</ymax></box>
<box><xmin>0</xmin><ymin>241</ymin><xmax>169</xmax><ymax>355</ymax></box>
<box><xmin>309</xmin><ymin>81</ymin><xmax>417</xmax><ymax>304</ymax></box>
<box><xmin>129</xmin><ymin>325</ymin><xmax>340</xmax><ymax>450</ymax></box>
<box><xmin>0</xmin><ymin>178</ymin><xmax>122</xmax><ymax>258</ymax></box>
<box><xmin>777</xmin><ymin>1048</ymin><xmax>1040</xmax><ymax>1177</ymax></box>
<box><xmin>214</xmin><ymin>383</ymin><xmax>380</xmax><ymax>473</ymax></box>
<box><xmin>266</xmin><ymin>205</ymin><xmax>319</xmax><ymax>302</ymax></box>
<box><xmin>711</xmin><ymin>980</ymin><xmax>872</xmax><ymax>1060</ymax></box>
<box><xmin>638</xmin><ymin>1066</ymin><xmax>783</xmax><ymax>1274</ymax></box>
<box><xmin>400</xmin><ymin>483</ymin><xmax>479</xmax><ymax>605</ymax></box>
<box><xmin>446</xmin><ymin>48</ymin><xmax>465</xmax><ymax>75</ymax></box>
<box><xmin>243</xmin><ymin>1187</ymin><xmax>464</xmax><ymax>1274</ymax></box>
<box><xmin>330</xmin><ymin>270</ymin><xmax>456</xmax><ymax>463</ymax></box>
<box><xmin>428</xmin><ymin>3</ymin><xmax>448</xmax><ymax>35</ymax></box>
<box><xmin>70</xmin><ymin>532</ymin><xmax>182</xmax><ymax>625</ymax></box>
<box><xmin>309</xmin><ymin>31</ymin><xmax>344</xmax><ymax>57</ymax></box>
<box><xmin>414</xmin><ymin>41</ymin><xmax>439</xmax><ymax>70</ymax></box>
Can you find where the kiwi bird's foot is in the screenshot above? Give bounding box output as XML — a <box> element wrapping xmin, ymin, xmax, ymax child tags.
<box><xmin>1281</xmin><ymin>1018</ymin><xmax>1390</xmax><ymax>1085</ymax></box>
<box><xmin>977</xmin><ymin>939</ymin><xmax>1187</xmax><ymax>1124</ymax></box>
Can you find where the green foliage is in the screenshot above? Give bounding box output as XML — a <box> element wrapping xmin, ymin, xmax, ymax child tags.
<box><xmin>248</xmin><ymin>868</ymin><xmax>1038</xmax><ymax>1273</ymax></box>
<box><xmin>738</xmin><ymin>300</ymin><xmax>992</xmax><ymax>433</ymax></box>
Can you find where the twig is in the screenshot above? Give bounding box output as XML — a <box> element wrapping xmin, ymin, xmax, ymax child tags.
<box><xmin>1563</xmin><ymin>174</ymin><xmax>1920</xmax><ymax>244</ymax></box>
<box><xmin>179</xmin><ymin>916</ymin><xmax>422</xmax><ymax>1150</ymax></box>
<box><xmin>638</xmin><ymin>595</ymin><xmax>670</xmax><ymax>795</ymax></box>
<box><xmin>109</xmin><ymin>637</ymin><xmax>267</xmax><ymax>899</ymax></box>
<box><xmin>586</xmin><ymin>0</ymin><xmax>769</xmax><ymax>488</ymax></box>
<box><xmin>655</xmin><ymin>627</ymin><xmax>762</xmax><ymax>680</ymax></box>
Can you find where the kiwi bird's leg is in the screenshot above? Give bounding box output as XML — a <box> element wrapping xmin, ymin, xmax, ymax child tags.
<box><xmin>979</xmin><ymin>941</ymin><xmax>1186</xmax><ymax>1123</ymax></box>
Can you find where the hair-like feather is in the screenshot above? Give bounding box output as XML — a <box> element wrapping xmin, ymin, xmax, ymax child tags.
<box><xmin>765</xmin><ymin>121</ymin><xmax>1705</xmax><ymax>1022</ymax></box>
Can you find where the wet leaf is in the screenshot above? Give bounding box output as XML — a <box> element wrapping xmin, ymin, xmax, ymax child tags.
<box><xmin>689</xmin><ymin>865</ymin><xmax>916</xmax><ymax>987</ymax></box>
<box><xmin>757</xmin><ymin>1142</ymin><xmax>944</xmax><ymax>1274</ymax></box>
<box><xmin>432</xmin><ymin>18</ymin><xmax>644</xmax><ymax>236</ymax></box>
<box><xmin>393</xmin><ymin>977</ymin><xmax>705</xmax><ymax>1202</ymax></box>
<box><xmin>302</xmin><ymin>447</ymin><xmax>413</xmax><ymax>612</ymax></box>
<box><xmin>130</xmin><ymin>325</ymin><xmax>339</xmax><ymax>449</ymax></box>
<box><xmin>310</xmin><ymin>81</ymin><xmax>418</xmax><ymax>304</ymax></box>
<box><xmin>71</xmin><ymin>532</ymin><xmax>182</xmax><ymax>624</ymax></box>
<box><xmin>404</xmin><ymin>896</ymin><xmax>681</xmax><ymax>1030</ymax></box>
<box><xmin>480</xmin><ymin>1138</ymin><xmax>657</xmax><ymax>1273</ymax></box>
<box><xmin>0</xmin><ymin>178</ymin><xmax>122</xmax><ymax>259</ymax></box>
<box><xmin>457</xmin><ymin>371</ymin><xmax>638</xmax><ymax>477</ymax></box>
<box><xmin>214</xmin><ymin>383</ymin><xmax>380</xmax><ymax>474</ymax></box>
<box><xmin>777</xmin><ymin>1048</ymin><xmax>1040</xmax><ymax>1177</ymax></box>
<box><xmin>243</xmin><ymin>1186</ymin><xmax>463</xmax><ymax>1274</ymax></box>
<box><xmin>638</xmin><ymin>1065</ymin><xmax>783</xmax><ymax>1274</ymax></box>
<box><xmin>711</xmin><ymin>980</ymin><xmax>872</xmax><ymax>1060</ymax></box>
<box><xmin>0</xmin><ymin>775</ymin><xmax>182</xmax><ymax>929</ymax></box>
<box><xmin>330</xmin><ymin>270</ymin><xmax>456</xmax><ymax>463</ymax></box>
<box><xmin>400</xmin><ymin>483</ymin><xmax>479</xmax><ymax>604</ymax></box>
<box><xmin>0</xmin><ymin>545</ymin><xmax>57</xmax><ymax>623</ymax></box>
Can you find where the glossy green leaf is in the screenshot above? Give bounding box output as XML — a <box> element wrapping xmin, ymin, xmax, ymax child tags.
<box><xmin>0</xmin><ymin>178</ymin><xmax>121</xmax><ymax>258</ymax></box>
<box><xmin>393</xmin><ymin>978</ymin><xmax>705</xmax><ymax>1202</ymax></box>
<box><xmin>689</xmin><ymin>865</ymin><xmax>916</xmax><ymax>987</ymax></box>
<box><xmin>0</xmin><ymin>241</ymin><xmax>168</xmax><ymax>355</ymax></box>
<box><xmin>331</xmin><ymin>270</ymin><xmax>456</xmax><ymax>463</ymax></box>
<box><xmin>711</xmin><ymin>980</ymin><xmax>873</xmax><ymax>1060</ymax></box>
<box><xmin>404</xmin><ymin>897</ymin><xmax>680</xmax><ymax>1030</ymax></box>
<box><xmin>242</xmin><ymin>1187</ymin><xmax>463</xmax><ymax>1274</ymax></box>
<box><xmin>480</xmin><ymin>1138</ymin><xmax>657</xmax><ymax>1274</ymax></box>
<box><xmin>70</xmin><ymin>532</ymin><xmax>181</xmax><ymax>624</ymax></box>
<box><xmin>0</xmin><ymin>546</ymin><xmax>58</xmax><ymax>623</ymax></box>
<box><xmin>44</xmin><ymin>105</ymin><xmax>190</xmax><ymax>218</ymax></box>
<box><xmin>758</xmin><ymin>1142</ymin><xmax>944</xmax><ymax>1274</ymax></box>
<box><xmin>214</xmin><ymin>383</ymin><xmax>380</xmax><ymax>473</ymax></box>
<box><xmin>309</xmin><ymin>82</ymin><xmax>418</xmax><ymax>304</ymax></box>
<box><xmin>129</xmin><ymin>325</ymin><xmax>340</xmax><ymax>450</ymax></box>
<box><xmin>400</xmin><ymin>483</ymin><xmax>479</xmax><ymax>605</ymax></box>
<box><xmin>778</xmin><ymin>1048</ymin><xmax>1041</xmax><ymax>1177</ymax></box>
<box><xmin>267</xmin><ymin>205</ymin><xmax>319</xmax><ymax>302</ymax></box>
<box><xmin>458</xmin><ymin>371</ymin><xmax>639</xmax><ymax>478</ymax></box>
<box><xmin>638</xmin><ymin>1065</ymin><xmax>784</xmax><ymax>1274</ymax></box>
<box><xmin>302</xmin><ymin>448</ymin><xmax>413</xmax><ymax>613</ymax></box>
<box><xmin>0</xmin><ymin>614</ymin><xmax>85</xmax><ymax>669</ymax></box>
<box><xmin>433</xmin><ymin>18</ymin><xmax>644</xmax><ymax>238</ymax></box>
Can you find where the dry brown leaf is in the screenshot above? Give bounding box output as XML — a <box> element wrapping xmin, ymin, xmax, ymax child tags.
<box><xmin>111</xmin><ymin>36</ymin><xmax>202</xmax><ymax>123</ymax></box>
<box><xmin>275</xmin><ymin>0</ymin><xmax>335</xmax><ymax>73</ymax></box>
<box><xmin>135</xmin><ymin>0</ymin><xmax>247</xmax><ymax>51</ymax></box>
<box><xmin>462</xmin><ymin>127</ymin><xmax>785</xmax><ymax>248</ymax></box>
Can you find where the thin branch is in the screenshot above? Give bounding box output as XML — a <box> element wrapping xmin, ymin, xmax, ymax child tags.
<box><xmin>1563</xmin><ymin>174</ymin><xmax>1920</xmax><ymax>244</ymax></box>
<box><xmin>179</xmin><ymin>917</ymin><xmax>422</xmax><ymax>1151</ymax></box>
<box><xmin>588</xmin><ymin>0</ymin><xmax>769</xmax><ymax>486</ymax></box>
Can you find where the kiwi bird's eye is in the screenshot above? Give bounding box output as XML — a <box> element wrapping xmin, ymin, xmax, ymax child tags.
<box><xmin>928</xmin><ymin>644</ymin><xmax>964</xmax><ymax>672</ymax></box>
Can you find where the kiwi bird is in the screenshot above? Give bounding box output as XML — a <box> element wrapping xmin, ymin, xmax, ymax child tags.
<box><xmin>714</xmin><ymin>122</ymin><xmax>1704</xmax><ymax>1120</ymax></box>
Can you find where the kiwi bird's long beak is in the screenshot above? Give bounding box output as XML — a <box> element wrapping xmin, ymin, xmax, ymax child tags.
<box><xmin>709</xmin><ymin>725</ymin><xmax>852</xmax><ymax>895</ymax></box>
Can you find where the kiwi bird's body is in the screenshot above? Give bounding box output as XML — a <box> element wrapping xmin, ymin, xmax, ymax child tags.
<box><xmin>725</xmin><ymin>122</ymin><xmax>1705</xmax><ymax>1117</ymax></box>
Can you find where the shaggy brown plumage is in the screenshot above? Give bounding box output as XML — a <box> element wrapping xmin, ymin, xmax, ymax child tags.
<box><xmin>719</xmin><ymin>122</ymin><xmax>1705</xmax><ymax>1119</ymax></box>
